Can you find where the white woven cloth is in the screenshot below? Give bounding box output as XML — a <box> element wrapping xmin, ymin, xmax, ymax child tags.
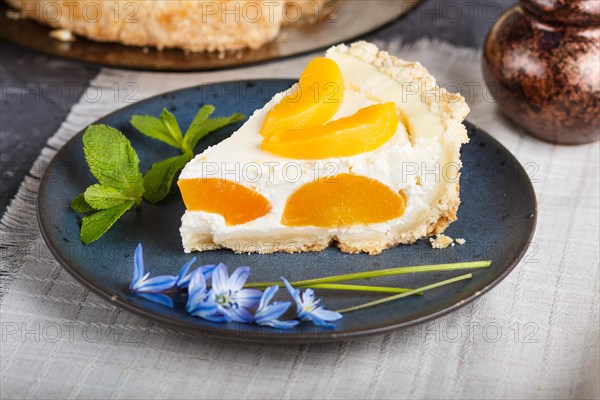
<box><xmin>1</xmin><ymin>40</ymin><xmax>599</xmax><ymax>400</ymax></box>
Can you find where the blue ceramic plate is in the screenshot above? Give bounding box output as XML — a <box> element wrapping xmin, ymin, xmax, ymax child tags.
<box><xmin>37</xmin><ymin>80</ymin><xmax>537</xmax><ymax>343</ymax></box>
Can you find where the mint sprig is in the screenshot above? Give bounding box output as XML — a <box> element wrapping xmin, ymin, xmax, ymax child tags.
<box><xmin>82</xmin><ymin>125</ymin><xmax>145</xmax><ymax>197</ymax></box>
<box><xmin>80</xmin><ymin>201</ymin><xmax>136</xmax><ymax>244</ymax></box>
<box><xmin>70</xmin><ymin>193</ymin><xmax>95</xmax><ymax>213</ymax></box>
<box><xmin>141</xmin><ymin>154</ymin><xmax>192</xmax><ymax>204</ymax></box>
<box><xmin>70</xmin><ymin>105</ymin><xmax>245</xmax><ymax>244</ymax></box>
<box><xmin>70</xmin><ymin>125</ymin><xmax>144</xmax><ymax>244</ymax></box>
<box><xmin>131</xmin><ymin>106</ymin><xmax>245</xmax><ymax>203</ymax></box>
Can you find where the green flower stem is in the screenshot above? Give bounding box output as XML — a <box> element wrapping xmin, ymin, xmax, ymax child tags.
<box><xmin>166</xmin><ymin>283</ymin><xmax>416</xmax><ymax>294</ymax></box>
<box><xmin>299</xmin><ymin>283</ymin><xmax>417</xmax><ymax>294</ymax></box>
<box><xmin>244</xmin><ymin>261</ymin><xmax>491</xmax><ymax>289</ymax></box>
<box><xmin>336</xmin><ymin>273</ymin><xmax>473</xmax><ymax>313</ymax></box>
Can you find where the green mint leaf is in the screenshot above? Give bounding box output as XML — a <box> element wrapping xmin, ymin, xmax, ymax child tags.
<box><xmin>84</xmin><ymin>184</ymin><xmax>137</xmax><ymax>210</ymax></box>
<box><xmin>128</xmin><ymin>105</ymin><xmax>244</xmax><ymax>205</ymax></box>
<box><xmin>83</xmin><ymin>125</ymin><xmax>144</xmax><ymax>198</ymax></box>
<box><xmin>131</xmin><ymin>115</ymin><xmax>182</xmax><ymax>149</ymax></box>
<box><xmin>143</xmin><ymin>153</ymin><xmax>192</xmax><ymax>204</ymax></box>
<box><xmin>80</xmin><ymin>201</ymin><xmax>135</xmax><ymax>245</ymax></box>
<box><xmin>159</xmin><ymin>108</ymin><xmax>183</xmax><ymax>148</ymax></box>
<box><xmin>70</xmin><ymin>193</ymin><xmax>95</xmax><ymax>213</ymax></box>
<box><xmin>182</xmin><ymin>105</ymin><xmax>215</xmax><ymax>146</ymax></box>
<box><xmin>183</xmin><ymin>112</ymin><xmax>246</xmax><ymax>152</ymax></box>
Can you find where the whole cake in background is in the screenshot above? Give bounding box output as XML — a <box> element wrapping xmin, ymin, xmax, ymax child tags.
<box><xmin>7</xmin><ymin>0</ymin><xmax>333</xmax><ymax>52</ymax></box>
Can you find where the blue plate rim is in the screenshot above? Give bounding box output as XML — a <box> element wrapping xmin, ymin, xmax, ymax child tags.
<box><xmin>36</xmin><ymin>79</ymin><xmax>537</xmax><ymax>344</ymax></box>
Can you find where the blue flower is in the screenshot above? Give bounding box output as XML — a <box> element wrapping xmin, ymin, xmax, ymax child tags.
<box><xmin>254</xmin><ymin>285</ymin><xmax>299</xmax><ymax>329</ymax></box>
<box><xmin>176</xmin><ymin>257</ymin><xmax>217</xmax><ymax>289</ymax></box>
<box><xmin>186</xmin><ymin>269</ymin><xmax>230</xmax><ymax>322</ymax></box>
<box><xmin>129</xmin><ymin>244</ymin><xmax>177</xmax><ymax>307</ymax></box>
<box><xmin>212</xmin><ymin>264</ymin><xmax>262</xmax><ymax>323</ymax></box>
<box><xmin>282</xmin><ymin>278</ymin><xmax>343</xmax><ymax>329</ymax></box>
<box><xmin>135</xmin><ymin>292</ymin><xmax>175</xmax><ymax>308</ymax></box>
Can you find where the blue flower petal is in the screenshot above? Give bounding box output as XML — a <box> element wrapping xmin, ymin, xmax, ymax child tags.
<box><xmin>188</xmin><ymin>302</ymin><xmax>221</xmax><ymax>318</ymax></box>
<box><xmin>233</xmin><ymin>288</ymin><xmax>262</xmax><ymax>308</ymax></box>
<box><xmin>281</xmin><ymin>278</ymin><xmax>302</xmax><ymax>309</ymax></box>
<box><xmin>178</xmin><ymin>264</ymin><xmax>217</xmax><ymax>290</ymax></box>
<box><xmin>257</xmin><ymin>319</ymin><xmax>300</xmax><ymax>329</ymax></box>
<box><xmin>187</xmin><ymin>290</ymin><xmax>218</xmax><ymax>315</ymax></box>
<box><xmin>212</xmin><ymin>263</ymin><xmax>229</xmax><ymax>294</ymax></box>
<box><xmin>186</xmin><ymin>273</ymin><xmax>230</xmax><ymax>322</ymax></box>
<box><xmin>224</xmin><ymin>306</ymin><xmax>254</xmax><ymax>323</ymax></box>
<box><xmin>177</xmin><ymin>276</ymin><xmax>191</xmax><ymax>290</ymax></box>
<box><xmin>188</xmin><ymin>297</ymin><xmax>229</xmax><ymax>321</ymax></box>
<box><xmin>138</xmin><ymin>293</ymin><xmax>173</xmax><ymax>308</ymax></box>
<box><xmin>229</xmin><ymin>266</ymin><xmax>251</xmax><ymax>291</ymax></box>
<box><xmin>134</xmin><ymin>275</ymin><xmax>177</xmax><ymax>293</ymax></box>
<box><xmin>254</xmin><ymin>287</ymin><xmax>299</xmax><ymax>329</ymax></box>
<box><xmin>281</xmin><ymin>277</ymin><xmax>341</xmax><ymax>329</ymax></box>
<box><xmin>301</xmin><ymin>289</ymin><xmax>319</xmax><ymax>308</ymax></box>
<box><xmin>304</xmin><ymin>312</ymin><xmax>337</xmax><ymax>330</ymax></box>
<box><xmin>131</xmin><ymin>243</ymin><xmax>144</xmax><ymax>289</ymax></box>
<box><xmin>255</xmin><ymin>302</ymin><xmax>291</xmax><ymax>324</ymax></box>
<box><xmin>258</xmin><ymin>285</ymin><xmax>279</xmax><ymax>310</ymax></box>
<box><xmin>188</xmin><ymin>301</ymin><xmax>217</xmax><ymax>315</ymax></box>
<box><xmin>176</xmin><ymin>257</ymin><xmax>196</xmax><ymax>288</ymax></box>
<box><xmin>187</xmin><ymin>270</ymin><xmax>208</xmax><ymax>307</ymax></box>
<box><xmin>311</xmin><ymin>308</ymin><xmax>343</xmax><ymax>322</ymax></box>
<box><xmin>200</xmin><ymin>264</ymin><xmax>217</xmax><ymax>280</ymax></box>
<box><xmin>194</xmin><ymin>312</ymin><xmax>231</xmax><ymax>323</ymax></box>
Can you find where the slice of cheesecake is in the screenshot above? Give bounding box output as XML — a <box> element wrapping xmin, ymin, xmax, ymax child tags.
<box><xmin>178</xmin><ymin>41</ymin><xmax>470</xmax><ymax>254</ymax></box>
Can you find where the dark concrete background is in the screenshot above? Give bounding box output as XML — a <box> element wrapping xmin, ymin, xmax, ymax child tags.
<box><xmin>0</xmin><ymin>0</ymin><xmax>514</xmax><ymax>216</ymax></box>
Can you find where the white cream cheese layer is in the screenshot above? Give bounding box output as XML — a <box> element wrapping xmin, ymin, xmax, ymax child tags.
<box><xmin>179</xmin><ymin>42</ymin><xmax>469</xmax><ymax>253</ymax></box>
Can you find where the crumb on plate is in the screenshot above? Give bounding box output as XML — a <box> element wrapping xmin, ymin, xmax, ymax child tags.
<box><xmin>49</xmin><ymin>29</ymin><xmax>75</xmax><ymax>42</ymax></box>
<box><xmin>430</xmin><ymin>234</ymin><xmax>454</xmax><ymax>249</ymax></box>
<box><xmin>430</xmin><ymin>235</ymin><xmax>467</xmax><ymax>249</ymax></box>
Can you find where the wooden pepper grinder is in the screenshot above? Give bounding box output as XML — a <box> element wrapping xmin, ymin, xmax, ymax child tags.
<box><xmin>482</xmin><ymin>0</ymin><xmax>599</xmax><ymax>144</ymax></box>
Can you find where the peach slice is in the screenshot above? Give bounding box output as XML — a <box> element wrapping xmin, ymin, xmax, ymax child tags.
<box><xmin>178</xmin><ymin>179</ymin><xmax>272</xmax><ymax>225</ymax></box>
<box><xmin>262</xmin><ymin>103</ymin><xmax>398</xmax><ymax>159</ymax></box>
<box><xmin>260</xmin><ymin>57</ymin><xmax>345</xmax><ymax>138</ymax></box>
<box><xmin>281</xmin><ymin>173</ymin><xmax>406</xmax><ymax>228</ymax></box>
